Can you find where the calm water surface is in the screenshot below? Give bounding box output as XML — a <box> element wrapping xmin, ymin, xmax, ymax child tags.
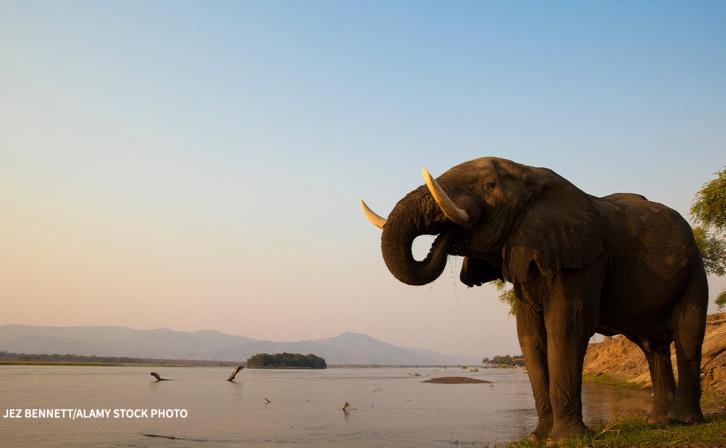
<box><xmin>0</xmin><ymin>366</ymin><xmax>651</xmax><ymax>447</ymax></box>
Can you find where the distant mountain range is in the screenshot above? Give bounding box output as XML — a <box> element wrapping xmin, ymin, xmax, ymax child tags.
<box><xmin>0</xmin><ymin>325</ymin><xmax>478</xmax><ymax>366</ymax></box>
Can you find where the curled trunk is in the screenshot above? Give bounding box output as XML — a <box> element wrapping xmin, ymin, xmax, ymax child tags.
<box><xmin>380</xmin><ymin>188</ymin><xmax>451</xmax><ymax>286</ymax></box>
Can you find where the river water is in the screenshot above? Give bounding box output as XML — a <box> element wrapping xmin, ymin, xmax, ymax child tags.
<box><xmin>0</xmin><ymin>366</ymin><xmax>652</xmax><ymax>447</ymax></box>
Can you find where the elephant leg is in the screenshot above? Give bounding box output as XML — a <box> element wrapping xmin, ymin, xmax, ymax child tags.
<box><xmin>515</xmin><ymin>300</ymin><xmax>551</xmax><ymax>440</ymax></box>
<box><xmin>648</xmin><ymin>344</ymin><xmax>676</xmax><ymax>424</ymax></box>
<box><xmin>628</xmin><ymin>336</ymin><xmax>675</xmax><ymax>425</ymax></box>
<box><xmin>544</xmin><ymin>312</ymin><xmax>591</xmax><ymax>441</ymax></box>
<box><xmin>543</xmin><ymin>262</ymin><xmax>604</xmax><ymax>442</ymax></box>
<box><xmin>668</xmin><ymin>273</ymin><xmax>707</xmax><ymax>424</ymax></box>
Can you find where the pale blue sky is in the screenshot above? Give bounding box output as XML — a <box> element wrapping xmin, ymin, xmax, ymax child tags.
<box><xmin>2</xmin><ymin>1</ymin><xmax>725</xmax><ymax>357</ymax></box>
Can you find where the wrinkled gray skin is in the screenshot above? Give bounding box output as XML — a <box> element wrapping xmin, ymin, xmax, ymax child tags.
<box><xmin>377</xmin><ymin>157</ymin><xmax>707</xmax><ymax>442</ymax></box>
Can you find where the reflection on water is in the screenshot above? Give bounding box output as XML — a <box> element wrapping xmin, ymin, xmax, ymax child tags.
<box><xmin>0</xmin><ymin>366</ymin><xmax>651</xmax><ymax>447</ymax></box>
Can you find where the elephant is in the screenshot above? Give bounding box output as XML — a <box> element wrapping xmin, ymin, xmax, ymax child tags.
<box><xmin>361</xmin><ymin>157</ymin><xmax>707</xmax><ymax>442</ymax></box>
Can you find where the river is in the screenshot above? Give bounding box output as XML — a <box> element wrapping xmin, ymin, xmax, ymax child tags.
<box><xmin>0</xmin><ymin>366</ymin><xmax>652</xmax><ymax>447</ymax></box>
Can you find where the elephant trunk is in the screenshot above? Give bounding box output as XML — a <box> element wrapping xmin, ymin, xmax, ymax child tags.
<box><xmin>380</xmin><ymin>187</ymin><xmax>451</xmax><ymax>286</ymax></box>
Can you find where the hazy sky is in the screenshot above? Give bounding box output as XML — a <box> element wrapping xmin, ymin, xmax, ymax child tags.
<box><xmin>2</xmin><ymin>1</ymin><xmax>725</xmax><ymax>358</ymax></box>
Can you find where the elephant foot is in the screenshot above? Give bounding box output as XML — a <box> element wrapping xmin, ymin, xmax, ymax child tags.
<box><xmin>668</xmin><ymin>406</ymin><xmax>704</xmax><ymax>425</ymax></box>
<box><xmin>547</xmin><ymin>420</ymin><xmax>589</xmax><ymax>445</ymax></box>
<box><xmin>647</xmin><ymin>411</ymin><xmax>669</xmax><ymax>425</ymax></box>
<box><xmin>527</xmin><ymin>433</ymin><xmax>545</xmax><ymax>446</ymax></box>
<box><xmin>530</xmin><ymin>417</ymin><xmax>553</xmax><ymax>441</ymax></box>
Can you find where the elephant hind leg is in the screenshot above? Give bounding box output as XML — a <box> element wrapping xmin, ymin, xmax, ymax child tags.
<box><xmin>647</xmin><ymin>344</ymin><xmax>676</xmax><ymax>425</ymax></box>
<box><xmin>668</xmin><ymin>271</ymin><xmax>707</xmax><ymax>424</ymax></box>
<box><xmin>628</xmin><ymin>335</ymin><xmax>675</xmax><ymax>425</ymax></box>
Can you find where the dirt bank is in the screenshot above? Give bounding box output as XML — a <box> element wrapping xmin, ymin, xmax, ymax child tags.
<box><xmin>583</xmin><ymin>312</ymin><xmax>726</xmax><ymax>411</ymax></box>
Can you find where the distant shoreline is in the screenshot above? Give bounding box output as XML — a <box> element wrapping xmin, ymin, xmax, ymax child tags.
<box><xmin>0</xmin><ymin>352</ymin><xmax>487</xmax><ymax>369</ymax></box>
<box><xmin>0</xmin><ymin>361</ymin><xmax>485</xmax><ymax>368</ymax></box>
<box><xmin>0</xmin><ymin>352</ymin><xmax>240</xmax><ymax>367</ymax></box>
<box><xmin>0</xmin><ymin>360</ymin><xmax>226</xmax><ymax>367</ymax></box>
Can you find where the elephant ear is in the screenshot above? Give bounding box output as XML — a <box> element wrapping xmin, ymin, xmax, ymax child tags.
<box><xmin>460</xmin><ymin>257</ymin><xmax>502</xmax><ymax>287</ymax></box>
<box><xmin>502</xmin><ymin>179</ymin><xmax>605</xmax><ymax>284</ymax></box>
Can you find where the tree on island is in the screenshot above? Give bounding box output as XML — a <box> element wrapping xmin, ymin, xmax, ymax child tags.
<box><xmin>245</xmin><ymin>352</ymin><xmax>326</xmax><ymax>369</ymax></box>
<box><xmin>482</xmin><ymin>354</ymin><xmax>525</xmax><ymax>367</ymax></box>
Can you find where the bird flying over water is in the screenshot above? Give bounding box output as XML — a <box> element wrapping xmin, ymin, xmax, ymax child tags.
<box><xmin>227</xmin><ymin>365</ymin><xmax>244</xmax><ymax>381</ymax></box>
<box><xmin>150</xmin><ymin>372</ymin><xmax>169</xmax><ymax>382</ymax></box>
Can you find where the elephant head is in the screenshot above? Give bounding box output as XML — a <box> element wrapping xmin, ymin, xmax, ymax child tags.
<box><xmin>361</xmin><ymin>157</ymin><xmax>604</xmax><ymax>287</ymax></box>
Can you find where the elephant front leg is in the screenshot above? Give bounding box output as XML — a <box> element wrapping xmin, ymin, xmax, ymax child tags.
<box><xmin>543</xmin><ymin>267</ymin><xmax>603</xmax><ymax>442</ymax></box>
<box><xmin>515</xmin><ymin>301</ymin><xmax>552</xmax><ymax>440</ymax></box>
<box><xmin>544</xmin><ymin>320</ymin><xmax>590</xmax><ymax>441</ymax></box>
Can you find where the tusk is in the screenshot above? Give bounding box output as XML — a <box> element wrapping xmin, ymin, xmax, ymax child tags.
<box><xmin>360</xmin><ymin>200</ymin><xmax>386</xmax><ymax>229</ymax></box>
<box><xmin>421</xmin><ymin>168</ymin><xmax>469</xmax><ymax>225</ymax></box>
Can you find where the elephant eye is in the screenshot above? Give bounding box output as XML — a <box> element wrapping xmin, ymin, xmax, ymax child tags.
<box><xmin>486</xmin><ymin>181</ymin><xmax>496</xmax><ymax>189</ymax></box>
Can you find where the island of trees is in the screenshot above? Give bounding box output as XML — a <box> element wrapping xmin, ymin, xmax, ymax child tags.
<box><xmin>482</xmin><ymin>354</ymin><xmax>526</xmax><ymax>367</ymax></box>
<box><xmin>245</xmin><ymin>352</ymin><xmax>326</xmax><ymax>369</ymax></box>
